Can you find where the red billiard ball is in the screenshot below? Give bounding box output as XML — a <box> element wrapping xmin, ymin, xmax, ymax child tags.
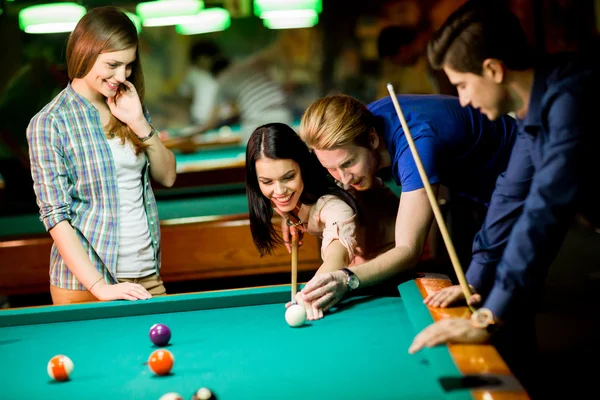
<box><xmin>47</xmin><ymin>355</ymin><xmax>74</xmax><ymax>381</ymax></box>
<box><xmin>148</xmin><ymin>349</ymin><xmax>174</xmax><ymax>376</ymax></box>
<box><xmin>149</xmin><ymin>323</ymin><xmax>171</xmax><ymax>346</ymax></box>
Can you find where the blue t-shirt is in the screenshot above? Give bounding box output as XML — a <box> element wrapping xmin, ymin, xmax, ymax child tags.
<box><xmin>368</xmin><ymin>94</ymin><xmax>518</xmax><ymax>205</ymax></box>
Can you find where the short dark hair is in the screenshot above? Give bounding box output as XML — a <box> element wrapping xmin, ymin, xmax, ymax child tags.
<box><xmin>246</xmin><ymin>123</ymin><xmax>357</xmax><ymax>256</ymax></box>
<box><xmin>210</xmin><ymin>54</ymin><xmax>230</xmax><ymax>76</ymax></box>
<box><xmin>377</xmin><ymin>26</ymin><xmax>419</xmax><ymax>58</ymax></box>
<box><xmin>427</xmin><ymin>0</ymin><xmax>533</xmax><ymax>74</ymax></box>
<box><xmin>189</xmin><ymin>41</ymin><xmax>219</xmax><ymax>61</ymax></box>
<box><xmin>189</xmin><ymin>41</ymin><xmax>230</xmax><ymax>75</ymax></box>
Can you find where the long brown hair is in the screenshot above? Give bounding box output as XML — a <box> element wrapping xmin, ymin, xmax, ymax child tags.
<box><xmin>67</xmin><ymin>6</ymin><xmax>148</xmax><ymax>154</ymax></box>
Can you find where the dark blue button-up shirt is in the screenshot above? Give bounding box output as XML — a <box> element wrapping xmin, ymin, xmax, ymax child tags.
<box><xmin>466</xmin><ymin>53</ymin><xmax>600</xmax><ymax>320</ymax></box>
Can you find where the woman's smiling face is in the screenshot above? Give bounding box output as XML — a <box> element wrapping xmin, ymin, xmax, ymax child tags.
<box><xmin>255</xmin><ymin>157</ymin><xmax>304</xmax><ymax>212</ymax></box>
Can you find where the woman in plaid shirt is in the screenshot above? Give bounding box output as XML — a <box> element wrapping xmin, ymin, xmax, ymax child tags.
<box><xmin>27</xmin><ymin>7</ymin><xmax>176</xmax><ymax>305</ymax></box>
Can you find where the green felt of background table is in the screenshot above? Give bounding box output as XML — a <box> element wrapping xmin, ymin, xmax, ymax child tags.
<box><xmin>165</xmin><ymin>124</ymin><xmax>243</xmax><ymax>139</ymax></box>
<box><xmin>0</xmin><ymin>192</ymin><xmax>250</xmax><ymax>237</ymax></box>
<box><xmin>0</xmin><ymin>181</ymin><xmax>403</xmax><ymax>237</ymax></box>
<box><xmin>174</xmin><ymin>146</ymin><xmax>246</xmax><ymax>167</ymax></box>
<box><xmin>0</xmin><ymin>281</ymin><xmax>470</xmax><ymax>400</ymax></box>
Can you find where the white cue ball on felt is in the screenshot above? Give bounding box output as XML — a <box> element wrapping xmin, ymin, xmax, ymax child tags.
<box><xmin>158</xmin><ymin>393</ymin><xmax>183</xmax><ymax>400</ymax></box>
<box><xmin>285</xmin><ymin>304</ymin><xmax>307</xmax><ymax>327</ymax></box>
<box><xmin>195</xmin><ymin>387</ymin><xmax>216</xmax><ymax>399</ymax></box>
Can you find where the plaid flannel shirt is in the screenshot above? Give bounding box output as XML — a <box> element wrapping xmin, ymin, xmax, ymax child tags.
<box><xmin>27</xmin><ymin>84</ymin><xmax>161</xmax><ymax>290</ymax></box>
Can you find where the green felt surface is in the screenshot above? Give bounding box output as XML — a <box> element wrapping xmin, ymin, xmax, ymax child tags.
<box><xmin>0</xmin><ymin>281</ymin><xmax>470</xmax><ymax>400</ymax></box>
<box><xmin>166</xmin><ymin>124</ymin><xmax>243</xmax><ymax>139</ymax></box>
<box><xmin>0</xmin><ymin>177</ymin><xmax>401</xmax><ymax>238</ymax></box>
<box><xmin>174</xmin><ymin>146</ymin><xmax>246</xmax><ymax>165</ymax></box>
<box><xmin>0</xmin><ymin>191</ymin><xmax>250</xmax><ymax>237</ymax></box>
<box><xmin>0</xmin><ymin>145</ymin><xmax>248</xmax><ymax>237</ymax></box>
<box><xmin>156</xmin><ymin>193</ymin><xmax>249</xmax><ymax>221</ymax></box>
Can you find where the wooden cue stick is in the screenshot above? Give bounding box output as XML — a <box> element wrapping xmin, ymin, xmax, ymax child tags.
<box><xmin>386</xmin><ymin>83</ymin><xmax>475</xmax><ymax>311</ymax></box>
<box><xmin>291</xmin><ymin>230</ymin><xmax>299</xmax><ymax>303</ymax></box>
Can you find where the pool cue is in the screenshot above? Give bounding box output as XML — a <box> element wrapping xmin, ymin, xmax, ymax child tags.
<box><xmin>291</xmin><ymin>230</ymin><xmax>299</xmax><ymax>303</ymax></box>
<box><xmin>386</xmin><ymin>83</ymin><xmax>475</xmax><ymax>312</ymax></box>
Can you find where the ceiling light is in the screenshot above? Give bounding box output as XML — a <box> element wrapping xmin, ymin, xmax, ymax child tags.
<box><xmin>18</xmin><ymin>2</ymin><xmax>87</xmax><ymax>34</ymax></box>
<box><xmin>137</xmin><ymin>0</ymin><xmax>204</xmax><ymax>27</ymax></box>
<box><xmin>176</xmin><ymin>8</ymin><xmax>231</xmax><ymax>35</ymax></box>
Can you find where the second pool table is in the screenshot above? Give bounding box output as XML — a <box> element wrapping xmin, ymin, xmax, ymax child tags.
<box><xmin>154</xmin><ymin>121</ymin><xmax>300</xmax><ymax>195</ymax></box>
<box><xmin>0</xmin><ymin>276</ymin><xmax>527</xmax><ymax>399</ymax></box>
<box><xmin>153</xmin><ymin>145</ymin><xmax>247</xmax><ymax>196</ymax></box>
<box><xmin>0</xmin><ymin>191</ymin><xmax>323</xmax><ymax>296</ymax></box>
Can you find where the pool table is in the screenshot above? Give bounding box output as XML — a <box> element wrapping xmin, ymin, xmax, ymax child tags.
<box><xmin>0</xmin><ymin>276</ymin><xmax>527</xmax><ymax>399</ymax></box>
<box><xmin>153</xmin><ymin>145</ymin><xmax>247</xmax><ymax>196</ymax></box>
<box><xmin>153</xmin><ymin>121</ymin><xmax>300</xmax><ymax>195</ymax></box>
<box><xmin>160</xmin><ymin>124</ymin><xmax>243</xmax><ymax>153</ymax></box>
<box><xmin>0</xmin><ymin>191</ymin><xmax>322</xmax><ymax>296</ymax></box>
<box><xmin>160</xmin><ymin>121</ymin><xmax>300</xmax><ymax>155</ymax></box>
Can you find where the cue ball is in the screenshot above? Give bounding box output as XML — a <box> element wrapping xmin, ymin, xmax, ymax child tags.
<box><xmin>159</xmin><ymin>393</ymin><xmax>183</xmax><ymax>400</ymax></box>
<box><xmin>47</xmin><ymin>354</ymin><xmax>74</xmax><ymax>381</ymax></box>
<box><xmin>149</xmin><ymin>323</ymin><xmax>171</xmax><ymax>346</ymax></box>
<box><xmin>148</xmin><ymin>349</ymin><xmax>174</xmax><ymax>376</ymax></box>
<box><xmin>285</xmin><ymin>304</ymin><xmax>307</xmax><ymax>327</ymax></box>
<box><xmin>193</xmin><ymin>387</ymin><xmax>217</xmax><ymax>400</ymax></box>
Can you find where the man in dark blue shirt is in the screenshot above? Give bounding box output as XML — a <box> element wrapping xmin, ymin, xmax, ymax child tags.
<box><xmin>410</xmin><ymin>0</ymin><xmax>600</xmax><ymax>395</ymax></box>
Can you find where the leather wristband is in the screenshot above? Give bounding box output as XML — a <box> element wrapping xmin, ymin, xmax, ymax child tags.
<box><xmin>138</xmin><ymin>127</ymin><xmax>155</xmax><ymax>142</ymax></box>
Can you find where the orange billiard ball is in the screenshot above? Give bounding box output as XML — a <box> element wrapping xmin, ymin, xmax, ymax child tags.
<box><xmin>148</xmin><ymin>349</ymin><xmax>174</xmax><ymax>376</ymax></box>
<box><xmin>47</xmin><ymin>355</ymin><xmax>74</xmax><ymax>381</ymax></box>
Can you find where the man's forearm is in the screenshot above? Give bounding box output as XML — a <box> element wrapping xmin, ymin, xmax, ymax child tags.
<box><xmin>349</xmin><ymin>245</ymin><xmax>421</xmax><ymax>287</ymax></box>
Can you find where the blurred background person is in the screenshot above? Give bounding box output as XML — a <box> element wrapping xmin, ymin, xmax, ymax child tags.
<box><xmin>177</xmin><ymin>41</ymin><xmax>221</xmax><ymax>126</ymax></box>
<box><xmin>184</xmin><ymin>46</ymin><xmax>293</xmax><ymax>144</ymax></box>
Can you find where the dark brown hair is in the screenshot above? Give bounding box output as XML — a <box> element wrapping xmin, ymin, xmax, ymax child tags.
<box><xmin>246</xmin><ymin>123</ymin><xmax>357</xmax><ymax>256</ymax></box>
<box><xmin>427</xmin><ymin>0</ymin><xmax>533</xmax><ymax>74</ymax></box>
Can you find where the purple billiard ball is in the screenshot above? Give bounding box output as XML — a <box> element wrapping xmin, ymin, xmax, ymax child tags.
<box><xmin>149</xmin><ymin>323</ymin><xmax>171</xmax><ymax>346</ymax></box>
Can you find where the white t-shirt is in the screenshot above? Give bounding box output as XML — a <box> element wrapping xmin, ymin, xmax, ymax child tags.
<box><xmin>107</xmin><ymin>137</ymin><xmax>155</xmax><ymax>278</ymax></box>
<box><xmin>178</xmin><ymin>66</ymin><xmax>219</xmax><ymax>125</ymax></box>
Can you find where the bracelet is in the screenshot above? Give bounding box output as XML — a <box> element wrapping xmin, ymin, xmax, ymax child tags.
<box><xmin>138</xmin><ymin>126</ymin><xmax>155</xmax><ymax>142</ymax></box>
<box><xmin>285</xmin><ymin>217</ymin><xmax>304</xmax><ymax>228</ymax></box>
<box><xmin>89</xmin><ymin>277</ymin><xmax>103</xmax><ymax>292</ymax></box>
